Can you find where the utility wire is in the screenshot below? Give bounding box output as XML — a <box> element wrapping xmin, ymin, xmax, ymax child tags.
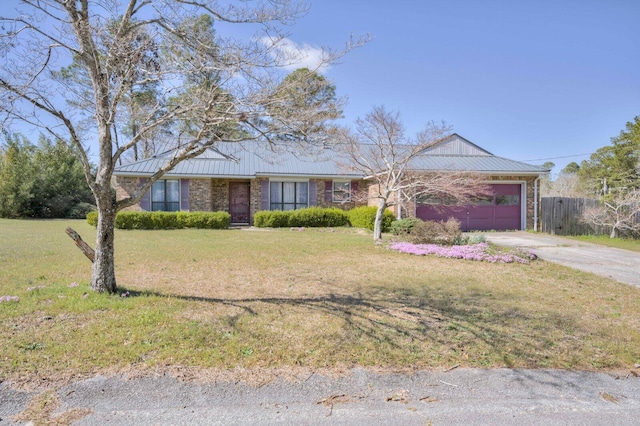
<box><xmin>521</xmin><ymin>153</ymin><xmax>594</xmax><ymax>162</ymax></box>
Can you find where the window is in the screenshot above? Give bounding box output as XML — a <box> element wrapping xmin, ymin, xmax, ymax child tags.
<box><xmin>151</xmin><ymin>179</ymin><xmax>180</xmax><ymax>211</ymax></box>
<box><xmin>415</xmin><ymin>194</ymin><xmax>441</xmax><ymax>205</ymax></box>
<box><xmin>470</xmin><ymin>195</ymin><xmax>494</xmax><ymax>206</ymax></box>
<box><xmin>333</xmin><ymin>181</ymin><xmax>351</xmax><ymax>202</ymax></box>
<box><xmin>270</xmin><ymin>181</ymin><xmax>308</xmax><ymax>210</ymax></box>
<box><xmin>496</xmin><ymin>195</ymin><xmax>520</xmax><ymax>206</ymax></box>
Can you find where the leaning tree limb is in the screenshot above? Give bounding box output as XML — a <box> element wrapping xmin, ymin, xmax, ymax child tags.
<box><xmin>65</xmin><ymin>227</ymin><xmax>95</xmax><ymax>263</ymax></box>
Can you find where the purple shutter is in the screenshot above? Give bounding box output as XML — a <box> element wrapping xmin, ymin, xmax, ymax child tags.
<box><xmin>324</xmin><ymin>180</ymin><xmax>332</xmax><ymax>203</ymax></box>
<box><xmin>180</xmin><ymin>179</ymin><xmax>190</xmax><ymax>211</ymax></box>
<box><xmin>308</xmin><ymin>179</ymin><xmax>317</xmax><ymax>206</ymax></box>
<box><xmin>351</xmin><ymin>181</ymin><xmax>359</xmax><ymax>197</ymax></box>
<box><xmin>260</xmin><ymin>180</ymin><xmax>270</xmax><ymax>210</ymax></box>
<box><xmin>140</xmin><ymin>178</ymin><xmax>150</xmax><ymax>211</ymax></box>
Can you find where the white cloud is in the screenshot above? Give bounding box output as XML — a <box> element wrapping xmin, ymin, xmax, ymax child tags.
<box><xmin>261</xmin><ymin>37</ymin><xmax>330</xmax><ymax>74</ymax></box>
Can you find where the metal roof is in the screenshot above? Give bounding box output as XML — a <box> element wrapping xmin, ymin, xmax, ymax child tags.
<box><xmin>409</xmin><ymin>154</ymin><xmax>547</xmax><ymax>174</ymax></box>
<box><xmin>114</xmin><ymin>138</ymin><xmax>548</xmax><ymax>178</ymax></box>
<box><xmin>114</xmin><ymin>144</ymin><xmax>363</xmax><ymax>178</ymax></box>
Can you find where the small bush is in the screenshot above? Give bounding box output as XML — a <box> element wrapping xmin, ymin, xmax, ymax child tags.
<box><xmin>348</xmin><ymin>206</ymin><xmax>395</xmax><ymax>232</ymax></box>
<box><xmin>151</xmin><ymin>211</ymin><xmax>180</xmax><ymax>229</ymax></box>
<box><xmin>408</xmin><ymin>218</ymin><xmax>462</xmax><ymax>245</ymax></box>
<box><xmin>454</xmin><ymin>233</ymin><xmax>487</xmax><ymax>245</ymax></box>
<box><xmin>86</xmin><ymin>211</ymin><xmax>98</xmax><ymax>226</ymax></box>
<box><xmin>254</xmin><ymin>210</ymin><xmax>290</xmax><ymax>228</ymax></box>
<box><xmin>254</xmin><ymin>207</ymin><xmax>349</xmax><ymax>228</ymax></box>
<box><xmin>390</xmin><ymin>218</ymin><xmax>423</xmax><ymax>236</ymax></box>
<box><xmin>88</xmin><ymin>211</ymin><xmax>230</xmax><ymax>230</ymax></box>
<box><xmin>115</xmin><ymin>211</ymin><xmax>153</xmax><ymax>229</ymax></box>
<box><xmin>289</xmin><ymin>207</ymin><xmax>350</xmax><ymax>227</ymax></box>
<box><xmin>177</xmin><ymin>211</ymin><xmax>231</xmax><ymax>229</ymax></box>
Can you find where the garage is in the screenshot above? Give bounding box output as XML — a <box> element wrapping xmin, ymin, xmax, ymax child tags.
<box><xmin>416</xmin><ymin>184</ymin><xmax>523</xmax><ymax>231</ymax></box>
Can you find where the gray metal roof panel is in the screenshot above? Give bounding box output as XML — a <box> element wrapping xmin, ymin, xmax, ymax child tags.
<box><xmin>114</xmin><ymin>139</ymin><xmax>546</xmax><ymax>178</ymax></box>
<box><xmin>409</xmin><ymin>154</ymin><xmax>547</xmax><ymax>173</ymax></box>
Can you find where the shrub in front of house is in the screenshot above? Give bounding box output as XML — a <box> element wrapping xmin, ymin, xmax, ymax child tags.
<box><xmin>253</xmin><ymin>207</ymin><xmax>349</xmax><ymax>228</ymax></box>
<box><xmin>289</xmin><ymin>207</ymin><xmax>350</xmax><ymax>227</ymax></box>
<box><xmin>390</xmin><ymin>218</ymin><xmax>423</xmax><ymax>236</ymax></box>
<box><xmin>115</xmin><ymin>211</ymin><xmax>156</xmax><ymax>229</ymax></box>
<box><xmin>176</xmin><ymin>211</ymin><xmax>231</xmax><ymax>229</ymax></box>
<box><xmin>86</xmin><ymin>211</ymin><xmax>98</xmax><ymax>227</ymax></box>
<box><xmin>253</xmin><ymin>210</ymin><xmax>290</xmax><ymax>228</ymax></box>
<box><xmin>405</xmin><ymin>217</ymin><xmax>462</xmax><ymax>245</ymax></box>
<box><xmin>86</xmin><ymin>211</ymin><xmax>230</xmax><ymax>230</ymax></box>
<box><xmin>347</xmin><ymin>206</ymin><xmax>395</xmax><ymax>232</ymax></box>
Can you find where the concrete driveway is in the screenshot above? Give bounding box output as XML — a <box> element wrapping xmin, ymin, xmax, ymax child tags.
<box><xmin>484</xmin><ymin>232</ymin><xmax>640</xmax><ymax>287</ymax></box>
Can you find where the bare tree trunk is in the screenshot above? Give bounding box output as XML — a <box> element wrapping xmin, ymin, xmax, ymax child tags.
<box><xmin>373</xmin><ymin>198</ymin><xmax>387</xmax><ymax>241</ymax></box>
<box><xmin>91</xmin><ymin>202</ymin><xmax>117</xmax><ymax>293</ymax></box>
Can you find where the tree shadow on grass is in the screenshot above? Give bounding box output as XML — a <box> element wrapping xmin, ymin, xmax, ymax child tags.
<box><xmin>120</xmin><ymin>284</ymin><xmax>592</xmax><ymax>369</ymax></box>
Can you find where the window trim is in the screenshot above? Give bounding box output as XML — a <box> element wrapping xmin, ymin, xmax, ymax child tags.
<box><xmin>332</xmin><ymin>180</ymin><xmax>351</xmax><ymax>203</ymax></box>
<box><xmin>269</xmin><ymin>180</ymin><xmax>309</xmax><ymax>211</ymax></box>
<box><xmin>151</xmin><ymin>179</ymin><xmax>180</xmax><ymax>212</ymax></box>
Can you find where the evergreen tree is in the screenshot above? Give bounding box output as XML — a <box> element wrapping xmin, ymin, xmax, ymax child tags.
<box><xmin>579</xmin><ymin>117</ymin><xmax>640</xmax><ymax>195</ymax></box>
<box><xmin>0</xmin><ymin>132</ymin><xmax>94</xmax><ymax>218</ymax></box>
<box><xmin>0</xmin><ymin>132</ymin><xmax>36</xmax><ymax>217</ymax></box>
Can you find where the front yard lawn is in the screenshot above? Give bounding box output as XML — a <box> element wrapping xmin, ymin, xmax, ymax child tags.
<box><xmin>1</xmin><ymin>219</ymin><xmax>639</xmax><ymax>386</ymax></box>
<box><xmin>569</xmin><ymin>234</ymin><xmax>640</xmax><ymax>253</ymax></box>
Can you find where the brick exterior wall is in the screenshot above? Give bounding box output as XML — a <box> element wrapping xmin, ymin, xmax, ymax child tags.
<box><xmin>115</xmin><ymin>177</ymin><xmax>144</xmax><ymax>211</ymax></box>
<box><xmin>117</xmin><ymin>175</ymin><xmax>540</xmax><ymax>229</ymax></box>
<box><xmin>314</xmin><ymin>179</ymin><xmax>369</xmax><ymax>211</ymax></box>
<box><xmin>116</xmin><ymin>176</ymin><xmax>215</xmax><ymax>212</ymax></box>
<box><xmin>189</xmin><ymin>179</ymin><xmax>213</xmax><ymax>211</ymax></box>
<box><xmin>210</xmin><ymin>179</ymin><xmax>229</xmax><ymax>212</ymax></box>
<box><xmin>251</xmin><ymin>178</ymin><xmax>266</xmax><ymax>223</ymax></box>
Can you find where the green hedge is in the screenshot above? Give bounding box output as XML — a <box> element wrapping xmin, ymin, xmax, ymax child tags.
<box><xmin>86</xmin><ymin>211</ymin><xmax>231</xmax><ymax>230</ymax></box>
<box><xmin>254</xmin><ymin>207</ymin><xmax>350</xmax><ymax>228</ymax></box>
<box><xmin>86</xmin><ymin>211</ymin><xmax>98</xmax><ymax>227</ymax></box>
<box><xmin>347</xmin><ymin>206</ymin><xmax>395</xmax><ymax>232</ymax></box>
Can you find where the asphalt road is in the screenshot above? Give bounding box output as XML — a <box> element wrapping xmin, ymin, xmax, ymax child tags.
<box><xmin>2</xmin><ymin>368</ymin><xmax>640</xmax><ymax>425</ymax></box>
<box><xmin>484</xmin><ymin>231</ymin><xmax>640</xmax><ymax>287</ymax></box>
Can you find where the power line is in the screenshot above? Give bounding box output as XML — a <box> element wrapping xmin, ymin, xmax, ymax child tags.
<box><xmin>522</xmin><ymin>153</ymin><xmax>594</xmax><ymax>162</ymax></box>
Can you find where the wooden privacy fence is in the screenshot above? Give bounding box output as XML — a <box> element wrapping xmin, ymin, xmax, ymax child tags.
<box><xmin>541</xmin><ymin>197</ymin><xmax>600</xmax><ymax>236</ymax></box>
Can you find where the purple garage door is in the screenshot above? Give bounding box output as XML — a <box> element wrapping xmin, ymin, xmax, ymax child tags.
<box><xmin>416</xmin><ymin>184</ymin><xmax>522</xmax><ymax>231</ymax></box>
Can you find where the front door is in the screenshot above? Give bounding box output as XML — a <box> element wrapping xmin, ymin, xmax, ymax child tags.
<box><xmin>229</xmin><ymin>182</ymin><xmax>250</xmax><ymax>223</ymax></box>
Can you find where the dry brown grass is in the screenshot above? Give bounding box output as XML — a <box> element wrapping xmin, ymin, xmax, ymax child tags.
<box><xmin>1</xmin><ymin>219</ymin><xmax>640</xmax><ymax>388</ymax></box>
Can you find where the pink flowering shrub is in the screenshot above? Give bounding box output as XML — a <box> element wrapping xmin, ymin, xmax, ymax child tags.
<box><xmin>389</xmin><ymin>242</ymin><xmax>536</xmax><ymax>264</ymax></box>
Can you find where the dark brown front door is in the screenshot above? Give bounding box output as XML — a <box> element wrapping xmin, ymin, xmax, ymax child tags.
<box><xmin>229</xmin><ymin>182</ymin><xmax>250</xmax><ymax>223</ymax></box>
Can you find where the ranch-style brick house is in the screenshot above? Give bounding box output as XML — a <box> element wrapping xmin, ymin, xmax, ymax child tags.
<box><xmin>114</xmin><ymin>134</ymin><xmax>549</xmax><ymax>231</ymax></box>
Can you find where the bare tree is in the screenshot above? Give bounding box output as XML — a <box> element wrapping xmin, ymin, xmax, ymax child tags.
<box><xmin>0</xmin><ymin>0</ymin><xmax>367</xmax><ymax>293</ymax></box>
<box><xmin>337</xmin><ymin>106</ymin><xmax>488</xmax><ymax>241</ymax></box>
<box><xmin>581</xmin><ymin>190</ymin><xmax>640</xmax><ymax>238</ymax></box>
<box><xmin>542</xmin><ymin>173</ymin><xmax>589</xmax><ymax>198</ymax></box>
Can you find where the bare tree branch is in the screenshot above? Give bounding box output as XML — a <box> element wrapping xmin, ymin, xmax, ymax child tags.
<box><xmin>337</xmin><ymin>106</ymin><xmax>488</xmax><ymax>241</ymax></box>
<box><xmin>1</xmin><ymin>0</ymin><xmax>367</xmax><ymax>292</ymax></box>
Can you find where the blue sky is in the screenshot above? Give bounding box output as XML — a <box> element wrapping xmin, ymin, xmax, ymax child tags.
<box><xmin>281</xmin><ymin>0</ymin><xmax>640</xmax><ymax>174</ymax></box>
<box><xmin>2</xmin><ymin>0</ymin><xmax>638</xmax><ymax>176</ymax></box>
